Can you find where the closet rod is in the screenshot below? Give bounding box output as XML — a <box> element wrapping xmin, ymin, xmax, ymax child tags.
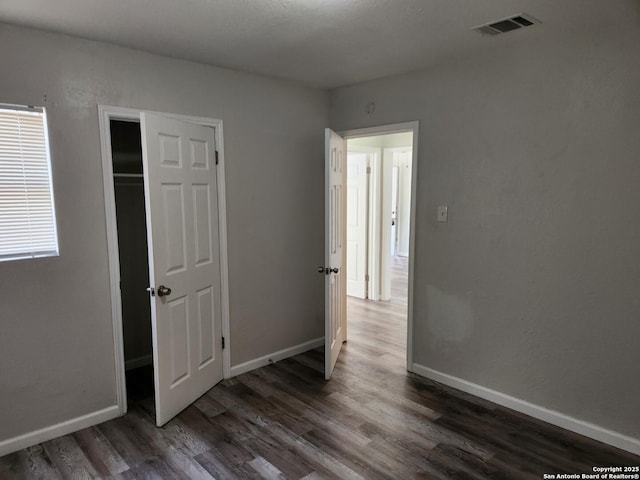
<box><xmin>114</xmin><ymin>173</ymin><xmax>143</xmax><ymax>178</ymax></box>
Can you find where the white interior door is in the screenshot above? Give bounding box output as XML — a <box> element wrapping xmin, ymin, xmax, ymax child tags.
<box><xmin>390</xmin><ymin>165</ymin><xmax>399</xmax><ymax>256</ymax></box>
<box><xmin>397</xmin><ymin>151</ymin><xmax>412</xmax><ymax>257</ymax></box>
<box><xmin>380</xmin><ymin>148</ymin><xmax>393</xmax><ymax>301</ymax></box>
<box><xmin>141</xmin><ymin>112</ymin><xmax>223</xmax><ymax>426</ymax></box>
<box><xmin>346</xmin><ymin>152</ymin><xmax>368</xmax><ymax>299</ymax></box>
<box><xmin>324</xmin><ymin>128</ymin><xmax>347</xmax><ymax>380</ymax></box>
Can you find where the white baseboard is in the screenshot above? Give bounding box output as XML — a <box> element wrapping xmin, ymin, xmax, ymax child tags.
<box><xmin>0</xmin><ymin>338</ymin><xmax>323</xmax><ymax>457</ymax></box>
<box><xmin>0</xmin><ymin>405</ymin><xmax>121</xmax><ymax>457</ymax></box>
<box><xmin>230</xmin><ymin>337</ymin><xmax>324</xmax><ymax>377</ymax></box>
<box><xmin>410</xmin><ymin>363</ymin><xmax>640</xmax><ymax>456</ymax></box>
<box><xmin>125</xmin><ymin>353</ymin><xmax>153</xmax><ymax>371</ymax></box>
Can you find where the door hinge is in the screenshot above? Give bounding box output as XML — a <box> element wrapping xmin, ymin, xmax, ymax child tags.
<box><xmin>366</xmin><ymin>166</ymin><xmax>371</xmax><ymax>174</ymax></box>
<box><xmin>215</xmin><ymin>150</ymin><xmax>219</xmax><ymax>165</ymax></box>
<box><xmin>222</xmin><ymin>336</ymin><xmax>225</xmax><ymax>349</ymax></box>
<box><xmin>365</xmin><ymin>274</ymin><xmax>370</xmax><ymax>282</ymax></box>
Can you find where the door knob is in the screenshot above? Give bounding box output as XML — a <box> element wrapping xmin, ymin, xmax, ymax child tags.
<box><xmin>157</xmin><ymin>285</ymin><xmax>172</xmax><ymax>297</ymax></box>
<box><xmin>318</xmin><ymin>267</ymin><xmax>339</xmax><ymax>275</ymax></box>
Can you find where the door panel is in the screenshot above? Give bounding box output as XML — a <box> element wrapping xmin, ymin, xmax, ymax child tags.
<box><xmin>141</xmin><ymin>112</ymin><xmax>223</xmax><ymax>426</ymax></box>
<box><xmin>197</xmin><ymin>287</ymin><xmax>215</xmax><ymax>367</ymax></box>
<box><xmin>193</xmin><ymin>184</ymin><xmax>212</xmax><ymax>265</ymax></box>
<box><xmin>346</xmin><ymin>153</ymin><xmax>368</xmax><ymax>299</ymax></box>
<box><xmin>168</xmin><ymin>297</ymin><xmax>189</xmax><ymax>385</ymax></box>
<box><xmin>161</xmin><ymin>184</ymin><xmax>187</xmax><ymax>273</ymax></box>
<box><xmin>325</xmin><ymin>128</ymin><xmax>347</xmax><ymax>380</ymax></box>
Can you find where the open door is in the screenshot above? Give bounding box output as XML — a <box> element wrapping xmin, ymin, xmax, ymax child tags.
<box><xmin>141</xmin><ymin>113</ymin><xmax>223</xmax><ymax>426</ymax></box>
<box><xmin>324</xmin><ymin>129</ymin><xmax>347</xmax><ymax>380</ymax></box>
<box><xmin>346</xmin><ymin>151</ymin><xmax>368</xmax><ymax>299</ymax></box>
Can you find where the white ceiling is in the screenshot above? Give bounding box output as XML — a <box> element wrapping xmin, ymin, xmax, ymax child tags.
<box><xmin>1</xmin><ymin>0</ymin><xmax>638</xmax><ymax>89</ymax></box>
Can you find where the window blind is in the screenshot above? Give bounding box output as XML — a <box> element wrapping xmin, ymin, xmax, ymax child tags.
<box><xmin>0</xmin><ymin>106</ymin><xmax>59</xmax><ymax>262</ymax></box>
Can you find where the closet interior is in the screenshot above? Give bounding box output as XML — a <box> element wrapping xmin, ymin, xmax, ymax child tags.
<box><xmin>111</xmin><ymin>120</ymin><xmax>154</xmax><ymax>403</ymax></box>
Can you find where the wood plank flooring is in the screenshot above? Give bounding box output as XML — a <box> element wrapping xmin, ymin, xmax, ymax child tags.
<box><xmin>2</xmin><ymin>256</ymin><xmax>639</xmax><ymax>478</ymax></box>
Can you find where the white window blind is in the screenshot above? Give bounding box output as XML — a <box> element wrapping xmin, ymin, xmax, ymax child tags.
<box><xmin>0</xmin><ymin>105</ymin><xmax>59</xmax><ymax>262</ymax></box>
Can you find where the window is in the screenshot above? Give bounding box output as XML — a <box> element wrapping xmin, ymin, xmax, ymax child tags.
<box><xmin>0</xmin><ymin>104</ymin><xmax>58</xmax><ymax>262</ymax></box>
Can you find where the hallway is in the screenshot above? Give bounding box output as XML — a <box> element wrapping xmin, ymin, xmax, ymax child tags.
<box><xmin>346</xmin><ymin>255</ymin><xmax>409</xmax><ymax>367</ymax></box>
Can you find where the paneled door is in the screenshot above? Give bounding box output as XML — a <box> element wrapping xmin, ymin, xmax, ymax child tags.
<box><xmin>346</xmin><ymin>152</ymin><xmax>368</xmax><ymax>299</ymax></box>
<box><xmin>141</xmin><ymin>113</ymin><xmax>223</xmax><ymax>426</ymax></box>
<box><xmin>324</xmin><ymin>129</ymin><xmax>347</xmax><ymax>380</ymax></box>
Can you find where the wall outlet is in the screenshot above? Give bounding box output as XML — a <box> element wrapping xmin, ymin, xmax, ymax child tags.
<box><xmin>437</xmin><ymin>205</ymin><xmax>448</xmax><ymax>223</ymax></box>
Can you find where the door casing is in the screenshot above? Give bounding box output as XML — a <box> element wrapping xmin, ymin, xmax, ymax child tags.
<box><xmin>98</xmin><ymin>105</ymin><xmax>231</xmax><ymax>416</ymax></box>
<box><xmin>339</xmin><ymin>121</ymin><xmax>419</xmax><ymax>372</ymax></box>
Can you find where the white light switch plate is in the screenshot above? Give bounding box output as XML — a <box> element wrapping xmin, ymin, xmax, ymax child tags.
<box><xmin>437</xmin><ymin>205</ymin><xmax>448</xmax><ymax>223</ymax></box>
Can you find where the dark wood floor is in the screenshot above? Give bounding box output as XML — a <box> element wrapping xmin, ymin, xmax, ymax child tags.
<box><xmin>2</xmin><ymin>256</ymin><xmax>639</xmax><ymax>478</ymax></box>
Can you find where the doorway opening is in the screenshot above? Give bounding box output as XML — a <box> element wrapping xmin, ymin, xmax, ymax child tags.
<box><xmin>99</xmin><ymin>105</ymin><xmax>231</xmax><ymax>426</ymax></box>
<box><xmin>110</xmin><ymin>119</ymin><xmax>155</xmax><ymax>409</ymax></box>
<box><xmin>345</xmin><ymin>129</ymin><xmax>415</xmax><ymax>368</ymax></box>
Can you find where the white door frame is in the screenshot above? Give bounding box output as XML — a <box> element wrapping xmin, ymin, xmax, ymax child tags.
<box><xmin>98</xmin><ymin>105</ymin><xmax>231</xmax><ymax>416</ymax></box>
<box><xmin>338</xmin><ymin>121</ymin><xmax>419</xmax><ymax>372</ymax></box>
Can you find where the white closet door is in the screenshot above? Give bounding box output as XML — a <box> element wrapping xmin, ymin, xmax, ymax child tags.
<box><xmin>141</xmin><ymin>112</ymin><xmax>223</xmax><ymax>426</ymax></box>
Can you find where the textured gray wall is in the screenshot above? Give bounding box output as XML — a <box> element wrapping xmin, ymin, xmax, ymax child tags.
<box><xmin>0</xmin><ymin>23</ymin><xmax>326</xmax><ymax>441</ymax></box>
<box><xmin>331</xmin><ymin>30</ymin><xmax>640</xmax><ymax>440</ymax></box>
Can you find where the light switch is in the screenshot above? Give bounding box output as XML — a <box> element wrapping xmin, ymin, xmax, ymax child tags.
<box><xmin>437</xmin><ymin>205</ymin><xmax>448</xmax><ymax>223</ymax></box>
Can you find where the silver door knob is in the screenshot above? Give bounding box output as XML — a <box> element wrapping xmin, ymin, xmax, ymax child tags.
<box><xmin>157</xmin><ymin>285</ymin><xmax>172</xmax><ymax>297</ymax></box>
<box><xmin>318</xmin><ymin>266</ymin><xmax>339</xmax><ymax>275</ymax></box>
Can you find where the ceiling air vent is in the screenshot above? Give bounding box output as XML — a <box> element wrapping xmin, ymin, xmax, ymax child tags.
<box><xmin>472</xmin><ymin>14</ymin><xmax>539</xmax><ymax>36</ymax></box>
